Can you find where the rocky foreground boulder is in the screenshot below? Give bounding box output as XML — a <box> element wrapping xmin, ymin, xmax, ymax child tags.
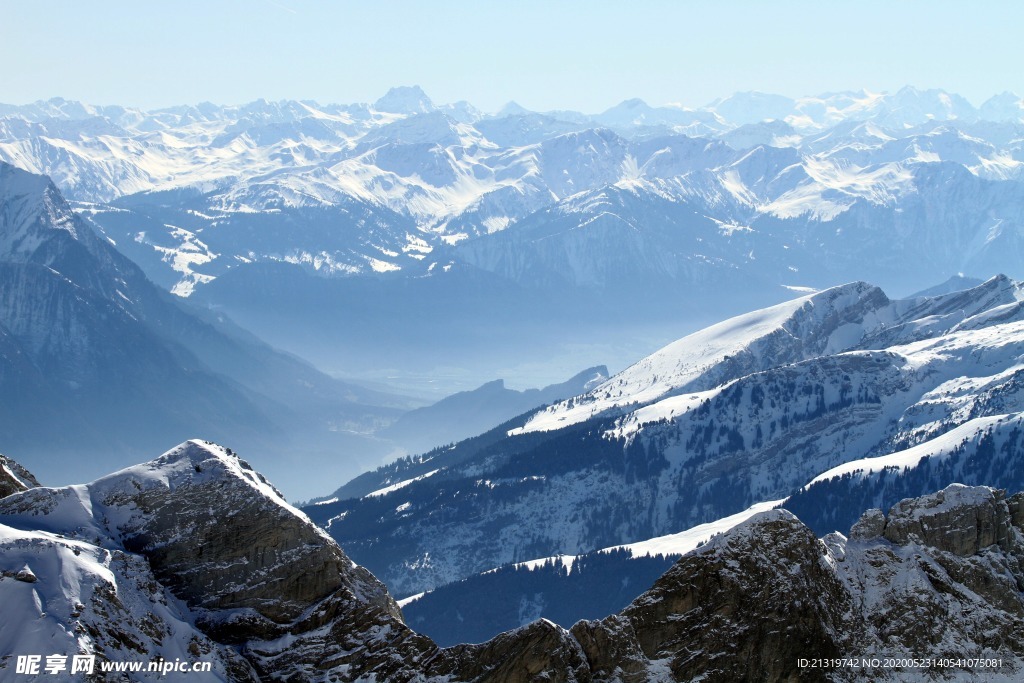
<box><xmin>1</xmin><ymin>442</ymin><xmax>1022</xmax><ymax>681</ymax></box>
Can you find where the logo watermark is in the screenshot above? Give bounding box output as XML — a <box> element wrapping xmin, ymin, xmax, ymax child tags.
<box><xmin>15</xmin><ymin>654</ymin><xmax>213</xmax><ymax>676</ymax></box>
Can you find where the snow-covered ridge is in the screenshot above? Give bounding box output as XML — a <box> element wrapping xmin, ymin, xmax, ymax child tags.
<box><xmin>806</xmin><ymin>413</ymin><xmax>1019</xmax><ymax>488</ymax></box>
<box><xmin>518</xmin><ymin>275</ymin><xmax>1024</xmax><ymax>438</ymax></box>
<box><xmin>514</xmin><ymin>280</ymin><xmax>892</xmax><ymax>434</ymax></box>
<box><xmin>319</xmin><ymin>273</ymin><xmax>1024</xmax><ymax>599</ymax></box>
<box><xmin>4</xmin><ymin>86</ymin><xmax>1024</xmax><ymax>297</ymax></box>
<box><xmin>363</xmin><ymin>469</ymin><xmax>440</xmax><ymax>498</ymax></box>
<box><xmin>0</xmin><ymin>162</ymin><xmax>80</xmax><ymax>258</ymax></box>
<box><xmin>0</xmin><ymin>440</ymin><xmax>329</xmax><ymax>547</ymax></box>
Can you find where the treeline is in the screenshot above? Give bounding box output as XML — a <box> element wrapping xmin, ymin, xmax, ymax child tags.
<box><xmin>401</xmin><ymin>548</ymin><xmax>677</xmax><ymax>647</ymax></box>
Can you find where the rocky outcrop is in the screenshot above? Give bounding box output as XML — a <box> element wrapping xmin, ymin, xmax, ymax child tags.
<box><xmin>0</xmin><ymin>454</ymin><xmax>39</xmax><ymax>497</ymax></box>
<box><xmin>96</xmin><ymin>441</ymin><xmax>401</xmax><ymax>640</ymax></box>
<box><xmin>568</xmin><ymin>511</ymin><xmax>847</xmax><ymax>682</ymax></box>
<box><xmin>845</xmin><ymin>485</ymin><xmax>1024</xmax><ymax>657</ymax></box>
<box><xmin>2</xmin><ymin>445</ymin><xmax>1023</xmax><ymax>682</ymax></box>
<box><xmin>880</xmin><ymin>485</ymin><xmax>1017</xmax><ymax>555</ymax></box>
<box><xmin>0</xmin><ymin>441</ymin><xmax>419</xmax><ymax>681</ymax></box>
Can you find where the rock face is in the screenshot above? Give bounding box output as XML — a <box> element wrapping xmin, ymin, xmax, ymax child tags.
<box><xmin>564</xmin><ymin>485</ymin><xmax>1024</xmax><ymax>682</ymax></box>
<box><xmin>0</xmin><ymin>441</ymin><xmax>395</xmax><ymax>679</ymax></box>
<box><xmin>835</xmin><ymin>487</ymin><xmax>1024</xmax><ymax>678</ymax></box>
<box><xmin>2</xmin><ymin>444</ymin><xmax>1023</xmax><ymax>681</ymax></box>
<box><xmin>880</xmin><ymin>485</ymin><xmax>1017</xmax><ymax>556</ymax></box>
<box><xmin>0</xmin><ymin>454</ymin><xmax>39</xmax><ymax>497</ymax></box>
<box><xmin>603</xmin><ymin>512</ymin><xmax>848</xmax><ymax>682</ymax></box>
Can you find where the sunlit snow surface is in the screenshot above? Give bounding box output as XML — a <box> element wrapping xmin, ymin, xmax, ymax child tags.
<box><xmin>363</xmin><ymin>469</ymin><xmax>440</xmax><ymax>498</ymax></box>
<box><xmin>807</xmin><ymin>413</ymin><xmax>1022</xmax><ymax>488</ymax></box>
<box><xmin>512</xmin><ymin>294</ymin><xmax>810</xmax><ymax>434</ymax></box>
<box><xmin>514</xmin><ymin>282</ymin><xmax>886</xmax><ymax>435</ymax></box>
<box><xmin>4</xmin><ymin>88</ymin><xmax>1023</xmax><ymax>298</ymax></box>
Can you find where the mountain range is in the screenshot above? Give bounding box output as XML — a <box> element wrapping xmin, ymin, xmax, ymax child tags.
<box><xmin>303</xmin><ymin>273</ymin><xmax>1024</xmax><ymax>626</ymax></box>
<box><xmin>3</xmin><ymin>86</ymin><xmax>1023</xmax><ymax>393</ymax></box>
<box><xmin>3</xmin><ymin>84</ymin><xmax>1024</xmax><ymax>678</ymax></box>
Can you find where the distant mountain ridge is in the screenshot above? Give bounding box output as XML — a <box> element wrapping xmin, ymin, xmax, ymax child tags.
<box><xmin>4</xmin><ymin>86</ymin><xmax>1024</xmax><ymax>393</ymax></box>
<box><xmin>2</xmin><ymin>86</ymin><xmax>1021</xmax><ymax>293</ymax></box>
<box><xmin>379</xmin><ymin>365</ymin><xmax>608</xmax><ymax>455</ymax></box>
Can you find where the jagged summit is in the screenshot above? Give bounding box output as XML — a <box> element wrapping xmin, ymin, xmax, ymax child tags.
<box><xmin>0</xmin><ymin>454</ymin><xmax>38</xmax><ymax>498</ymax></box>
<box><xmin>0</xmin><ymin>161</ymin><xmax>83</xmax><ymax>259</ymax></box>
<box><xmin>0</xmin><ymin>439</ymin><xmax>401</xmax><ymax>662</ymax></box>
<box><xmin>851</xmin><ymin>483</ymin><xmax>1020</xmax><ymax>555</ymax></box>
<box><xmin>93</xmin><ymin>439</ymin><xmax>295</xmax><ymax>517</ymax></box>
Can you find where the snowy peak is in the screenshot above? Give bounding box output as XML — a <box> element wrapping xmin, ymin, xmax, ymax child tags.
<box><xmin>0</xmin><ymin>440</ymin><xmax>421</xmax><ymax>679</ymax></box>
<box><xmin>0</xmin><ymin>440</ymin><xmax>300</xmax><ymax>546</ymax></box>
<box><xmin>3</xmin><ymin>86</ymin><xmax>1023</xmax><ymax>304</ymax></box>
<box><xmin>0</xmin><ymin>454</ymin><xmax>39</xmax><ymax>498</ymax></box>
<box><xmin>517</xmin><ymin>281</ymin><xmax>890</xmax><ymax>433</ymax></box>
<box><xmin>980</xmin><ymin>91</ymin><xmax>1024</xmax><ymax>122</ymax></box>
<box><xmin>0</xmin><ymin>161</ymin><xmax>81</xmax><ymax>259</ymax></box>
<box><xmin>882</xmin><ymin>86</ymin><xmax>978</xmax><ymax>126</ymax></box>
<box><xmin>0</xmin><ymin>439</ymin><xmax>397</xmax><ymax>640</ymax></box>
<box><xmin>708</xmin><ymin>90</ymin><xmax>797</xmax><ymax>125</ymax></box>
<box><xmin>373</xmin><ymin>85</ymin><xmax>435</xmax><ymax>114</ymax></box>
<box><xmin>93</xmin><ymin>439</ymin><xmax>295</xmax><ymax>518</ymax></box>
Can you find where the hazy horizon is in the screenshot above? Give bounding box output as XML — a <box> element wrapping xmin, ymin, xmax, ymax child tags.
<box><xmin>4</xmin><ymin>0</ymin><xmax>1021</xmax><ymax>112</ymax></box>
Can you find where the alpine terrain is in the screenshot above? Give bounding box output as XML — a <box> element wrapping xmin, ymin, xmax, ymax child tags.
<box><xmin>1</xmin><ymin>442</ymin><xmax>1022</xmax><ymax>680</ymax></box>
<box><xmin>0</xmin><ymin>161</ymin><xmax>410</xmax><ymax>499</ymax></box>
<box><xmin>2</xmin><ymin>84</ymin><xmax>1024</xmax><ymax>679</ymax></box>
<box><xmin>305</xmin><ymin>274</ymin><xmax>1024</xmax><ymax>645</ymax></box>
<box><xmin>2</xmin><ymin>87</ymin><xmax>1023</xmax><ymax>392</ymax></box>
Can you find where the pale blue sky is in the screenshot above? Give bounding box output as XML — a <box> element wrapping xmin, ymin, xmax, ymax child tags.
<box><xmin>2</xmin><ymin>0</ymin><xmax>1020</xmax><ymax>112</ymax></box>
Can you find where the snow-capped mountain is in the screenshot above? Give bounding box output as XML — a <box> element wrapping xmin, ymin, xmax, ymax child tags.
<box><xmin>0</xmin><ymin>454</ymin><xmax>39</xmax><ymax>498</ymax></box>
<box><xmin>1</xmin><ymin>86</ymin><xmax>1021</xmax><ymax>297</ymax></box>
<box><xmin>0</xmin><ymin>163</ymin><xmax>408</xmax><ymax>499</ymax></box>
<box><xmin>305</xmin><ymin>275</ymin><xmax>1024</xmax><ymax>598</ymax></box>
<box><xmin>3</xmin><ymin>446</ymin><xmax>1022</xmax><ymax>680</ymax></box>
<box><xmin>4</xmin><ymin>87</ymin><xmax>1024</xmax><ymax>393</ymax></box>
<box><xmin>402</xmin><ymin>403</ymin><xmax>1024</xmax><ymax>645</ymax></box>
<box><xmin>0</xmin><ymin>441</ymin><xmax>414</xmax><ymax>681</ymax></box>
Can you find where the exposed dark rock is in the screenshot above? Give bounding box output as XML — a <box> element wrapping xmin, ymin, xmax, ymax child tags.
<box><xmin>849</xmin><ymin>507</ymin><xmax>885</xmax><ymax>540</ymax></box>
<box><xmin>596</xmin><ymin>511</ymin><xmax>845</xmax><ymax>682</ymax></box>
<box><xmin>0</xmin><ymin>454</ymin><xmax>39</xmax><ymax>498</ymax></box>
<box><xmin>445</xmin><ymin>619</ymin><xmax>593</xmax><ymax>683</ymax></box>
<box><xmin>882</xmin><ymin>485</ymin><xmax>1015</xmax><ymax>555</ymax></box>
<box><xmin>3</xmin><ymin>445</ymin><xmax>1023</xmax><ymax>682</ymax></box>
